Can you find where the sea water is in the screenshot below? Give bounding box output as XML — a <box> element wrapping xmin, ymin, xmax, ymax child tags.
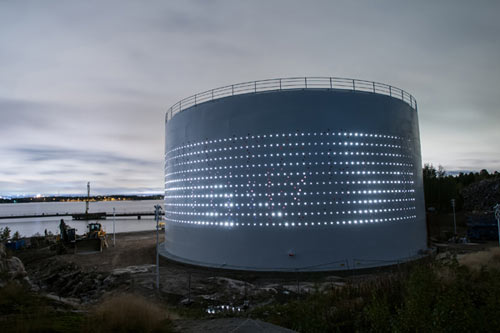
<box><xmin>0</xmin><ymin>200</ymin><xmax>163</xmax><ymax>237</ymax></box>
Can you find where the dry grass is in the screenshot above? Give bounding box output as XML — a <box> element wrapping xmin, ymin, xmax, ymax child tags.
<box><xmin>458</xmin><ymin>247</ymin><xmax>500</xmax><ymax>271</ymax></box>
<box><xmin>89</xmin><ymin>293</ymin><xmax>174</xmax><ymax>333</ymax></box>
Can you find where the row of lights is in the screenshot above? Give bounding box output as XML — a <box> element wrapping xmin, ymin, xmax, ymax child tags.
<box><xmin>165</xmin><ymin>169</ymin><xmax>413</xmax><ymax>184</ymax></box>
<box><xmin>165</xmin><ymin>180</ymin><xmax>415</xmax><ymax>192</ymax></box>
<box><xmin>166</xmin><ymin>140</ymin><xmax>405</xmax><ymax>162</ymax></box>
<box><xmin>166</xmin><ymin>151</ymin><xmax>411</xmax><ymax>170</ymax></box>
<box><xmin>164</xmin><ymin>214</ymin><xmax>418</xmax><ymax>227</ymax></box>
<box><xmin>165</xmin><ymin>206</ymin><xmax>416</xmax><ymax>217</ymax></box>
<box><xmin>165</xmin><ymin>197</ymin><xmax>416</xmax><ymax>207</ymax></box>
<box><xmin>165</xmin><ymin>161</ymin><xmax>413</xmax><ymax>178</ymax></box>
<box><xmin>166</xmin><ymin>131</ymin><xmax>406</xmax><ymax>156</ymax></box>
<box><xmin>166</xmin><ymin>161</ymin><xmax>414</xmax><ymax>177</ymax></box>
<box><xmin>165</xmin><ymin>189</ymin><xmax>416</xmax><ymax>199</ymax></box>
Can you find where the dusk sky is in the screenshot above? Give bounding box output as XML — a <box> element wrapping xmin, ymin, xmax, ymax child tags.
<box><xmin>1</xmin><ymin>1</ymin><xmax>499</xmax><ymax>196</ymax></box>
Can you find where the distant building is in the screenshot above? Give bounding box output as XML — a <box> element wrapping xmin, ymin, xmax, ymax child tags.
<box><xmin>161</xmin><ymin>77</ymin><xmax>427</xmax><ymax>271</ymax></box>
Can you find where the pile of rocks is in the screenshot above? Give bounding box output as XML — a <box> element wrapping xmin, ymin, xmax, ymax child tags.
<box><xmin>28</xmin><ymin>257</ymin><xmax>132</xmax><ymax>303</ymax></box>
<box><xmin>462</xmin><ymin>178</ymin><xmax>500</xmax><ymax>212</ymax></box>
<box><xmin>0</xmin><ymin>243</ymin><xmax>32</xmax><ymax>288</ymax></box>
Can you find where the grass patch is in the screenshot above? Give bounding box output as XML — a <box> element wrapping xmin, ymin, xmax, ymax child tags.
<box><xmin>0</xmin><ymin>285</ymin><xmax>175</xmax><ymax>332</ymax></box>
<box><xmin>458</xmin><ymin>247</ymin><xmax>500</xmax><ymax>271</ymax></box>
<box><xmin>251</xmin><ymin>259</ymin><xmax>500</xmax><ymax>332</ymax></box>
<box><xmin>87</xmin><ymin>293</ymin><xmax>175</xmax><ymax>333</ymax></box>
<box><xmin>0</xmin><ymin>282</ymin><xmax>85</xmax><ymax>333</ymax></box>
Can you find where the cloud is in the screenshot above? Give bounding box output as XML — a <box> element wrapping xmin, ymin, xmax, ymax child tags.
<box><xmin>9</xmin><ymin>145</ymin><xmax>158</xmax><ymax>167</ymax></box>
<box><xmin>0</xmin><ymin>98</ymin><xmax>54</xmax><ymax>130</ymax></box>
<box><xmin>1</xmin><ymin>0</ymin><xmax>499</xmax><ymax>195</ymax></box>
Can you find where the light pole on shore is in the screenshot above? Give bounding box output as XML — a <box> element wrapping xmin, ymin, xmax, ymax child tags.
<box><xmin>494</xmin><ymin>204</ymin><xmax>500</xmax><ymax>247</ymax></box>
<box><xmin>154</xmin><ymin>204</ymin><xmax>162</xmax><ymax>291</ymax></box>
<box><xmin>113</xmin><ymin>207</ymin><xmax>116</xmax><ymax>247</ymax></box>
<box><xmin>451</xmin><ymin>199</ymin><xmax>457</xmax><ymax>236</ymax></box>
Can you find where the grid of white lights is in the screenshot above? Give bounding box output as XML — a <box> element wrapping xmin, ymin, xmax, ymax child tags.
<box><xmin>164</xmin><ymin>130</ymin><xmax>417</xmax><ymax>228</ymax></box>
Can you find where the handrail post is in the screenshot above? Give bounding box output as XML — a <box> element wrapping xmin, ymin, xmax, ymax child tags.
<box><xmin>330</xmin><ymin>77</ymin><xmax>332</xmax><ymax>89</ymax></box>
<box><xmin>254</xmin><ymin>81</ymin><xmax>257</xmax><ymax>93</ymax></box>
<box><xmin>279</xmin><ymin>78</ymin><xmax>282</xmax><ymax>90</ymax></box>
<box><xmin>232</xmin><ymin>85</ymin><xmax>234</xmax><ymax>96</ymax></box>
<box><xmin>305</xmin><ymin>77</ymin><xmax>307</xmax><ymax>88</ymax></box>
<box><xmin>179</xmin><ymin>100</ymin><xmax>181</xmax><ymax>110</ymax></box>
<box><xmin>389</xmin><ymin>86</ymin><xmax>392</xmax><ymax>97</ymax></box>
<box><xmin>211</xmin><ymin>90</ymin><xmax>214</xmax><ymax>100</ymax></box>
<box><xmin>194</xmin><ymin>94</ymin><xmax>197</xmax><ymax>106</ymax></box>
<box><xmin>352</xmin><ymin>79</ymin><xmax>355</xmax><ymax>91</ymax></box>
<box><xmin>401</xmin><ymin>90</ymin><xmax>404</xmax><ymax>101</ymax></box>
<box><xmin>372</xmin><ymin>82</ymin><xmax>375</xmax><ymax>93</ymax></box>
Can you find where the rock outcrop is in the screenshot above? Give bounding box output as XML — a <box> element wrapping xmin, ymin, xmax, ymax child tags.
<box><xmin>0</xmin><ymin>243</ymin><xmax>31</xmax><ymax>288</ymax></box>
<box><xmin>27</xmin><ymin>257</ymin><xmax>133</xmax><ymax>303</ymax></box>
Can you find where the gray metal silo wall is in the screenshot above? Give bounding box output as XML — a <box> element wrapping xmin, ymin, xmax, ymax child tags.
<box><xmin>163</xmin><ymin>89</ymin><xmax>427</xmax><ymax>271</ymax></box>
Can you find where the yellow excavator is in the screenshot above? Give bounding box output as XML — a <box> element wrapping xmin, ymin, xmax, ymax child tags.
<box><xmin>75</xmin><ymin>222</ymin><xmax>108</xmax><ymax>253</ymax></box>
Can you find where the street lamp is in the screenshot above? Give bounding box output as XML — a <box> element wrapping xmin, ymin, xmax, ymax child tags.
<box><xmin>494</xmin><ymin>204</ymin><xmax>500</xmax><ymax>247</ymax></box>
<box><xmin>113</xmin><ymin>207</ymin><xmax>116</xmax><ymax>247</ymax></box>
<box><xmin>451</xmin><ymin>199</ymin><xmax>457</xmax><ymax>236</ymax></box>
<box><xmin>154</xmin><ymin>204</ymin><xmax>162</xmax><ymax>291</ymax></box>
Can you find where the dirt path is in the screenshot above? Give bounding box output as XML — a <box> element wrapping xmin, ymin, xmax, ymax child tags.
<box><xmin>60</xmin><ymin>231</ymin><xmax>158</xmax><ymax>271</ymax></box>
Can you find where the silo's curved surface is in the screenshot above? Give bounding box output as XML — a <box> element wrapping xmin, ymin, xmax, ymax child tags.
<box><xmin>162</xmin><ymin>78</ymin><xmax>427</xmax><ymax>271</ymax></box>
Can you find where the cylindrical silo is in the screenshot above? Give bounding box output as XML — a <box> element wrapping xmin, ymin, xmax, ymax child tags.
<box><xmin>161</xmin><ymin>77</ymin><xmax>427</xmax><ymax>271</ymax></box>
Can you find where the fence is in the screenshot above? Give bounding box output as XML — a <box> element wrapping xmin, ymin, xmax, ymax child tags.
<box><xmin>166</xmin><ymin>77</ymin><xmax>417</xmax><ymax>122</ymax></box>
<box><xmin>155</xmin><ymin>251</ymin><xmax>431</xmax><ymax>316</ymax></box>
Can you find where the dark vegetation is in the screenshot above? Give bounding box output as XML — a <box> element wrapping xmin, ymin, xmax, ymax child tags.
<box><xmin>0</xmin><ymin>285</ymin><xmax>174</xmax><ymax>333</ymax></box>
<box><xmin>251</xmin><ymin>257</ymin><xmax>500</xmax><ymax>332</ymax></box>
<box><xmin>423</xmin><ymin>164</ymin><xmax>499</xmax><ymax>213</ymax></box>
<box><xmin>0</xmin><ymin>282</ymin><xmax>85</xmax><ymax>332</ymax></box>
<box><xmin>89</xmin><ymin>294</ymin><xmax>175</xmax><ymax>333</ymax></box>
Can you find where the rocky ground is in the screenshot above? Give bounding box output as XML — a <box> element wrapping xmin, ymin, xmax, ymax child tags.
<box><xmin>4</xmin><ymin>229</ymin><xmax>498</xmax><ymax>332</ymax></box>
<box><xmin>17</xmin><ymin>231</ymin><xmax>354</xmax><ymax>307</ymax></box>
<box><xmin>7</xmin><ymin>231</ymin><xmax>317</xmax><ymax>332</ymax></box>
<box><xmin>0</xmin><ymin>242</ymin><xmax>32</xmax><ymax>289</ymax></box>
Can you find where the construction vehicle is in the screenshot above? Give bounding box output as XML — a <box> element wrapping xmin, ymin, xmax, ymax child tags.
<box><xmin>57</xmin><ymin>219</ymin><xmax>108</xmax><ymax>253</ymax></box>
<box><xmin>75</xmin><ymin>222</ymin><xmax>108</xmax><ymax>253</ymax></box>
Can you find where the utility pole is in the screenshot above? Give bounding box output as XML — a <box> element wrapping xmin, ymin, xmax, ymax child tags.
<box><xmin>113</xmin><ymin>207</ymin><xmax>116</xmax><ymax>247</ymax></box>
<box><xmin>494</xmin><ymin>204</ymin><xmax>500</xmax><ymax>247</ymax></box>
<box><xmin>154</xmin><ymin>204</ymin><xmax>162</xmax><ymax>291</ymax></box>
<box><xmin>85</xmin><ymin>182</ymin><xmax>90</xmax><ymax>215</ymax></box>
<box><xmin>451</xmin><ymin>199</ymin><xmax>457</xmax><ymax>236</ymax></box>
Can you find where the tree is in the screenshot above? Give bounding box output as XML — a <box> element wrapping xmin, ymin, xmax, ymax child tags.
<box><xmin>12</xmin><ymin>231</ymin><xmax>21</xmax><ymax>241</ymax></box>
<box><xmin>479</xmin><ymin>169</ymin><xmax>490</xmax><ymax>179</ymax></box>
<box><xmin>437</xmin><ymin>165</ymin><xmax>446</xmax><ymax>178</ymax></box>
<box><xmin>0</xmin><ymin>226</ymin><xmax>11</xmax><ymax>242</ymax></box>
<box><xmin>423</xmin><ymin>164</ymin><xmax>437</xmax><ymax>179</ymax></box>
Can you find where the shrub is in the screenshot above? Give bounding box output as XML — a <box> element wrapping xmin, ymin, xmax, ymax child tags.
<box><xmin>88</xmin><ymin>293</ymin><xmax>174</xmax><ymax>333</ymax></box>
